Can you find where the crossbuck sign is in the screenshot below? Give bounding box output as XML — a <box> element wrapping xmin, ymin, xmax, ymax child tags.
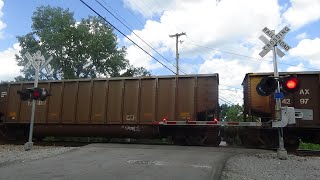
<box><xmin>24</xmin><ymin>50</ymin><xmax>53</xmax><ymax>74</ymax></box>
<box><xmin>259</xmin><ymin>26</ymin><xmax>291</xmax><ymax>58</ymax></box>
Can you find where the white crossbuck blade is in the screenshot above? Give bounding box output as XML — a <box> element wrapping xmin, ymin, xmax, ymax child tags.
<box><xmin>24</xmin><ymin>51</ymin><xmax>53</xmax><ymax>74</ymax></box>
<box><xmin>259</xmin><ymin>35</ymin><xmax>285</xmax><ymax>58</ymax></box>
<box><xmin>259</xmin><ymin>26</ymin><xmax>291</xmax><ymax>58</ymax></box>
<box><xmin>24</xmin><ymin>52</ymin><xmax>39</xmax><ymax>69</ymax></box>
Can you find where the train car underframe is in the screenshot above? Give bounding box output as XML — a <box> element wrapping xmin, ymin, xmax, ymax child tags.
<box><xmin>236</xmin><ymin>126</ymin><xmax>320</xmax><ymax>151</ymax></box>
<box><xmin>0</xmin><ymin>123</ymin><xmax>222</xmax><ymax>146</ymax></box>
<box><xmin>2</xmin><ymin>122</ymin><xmax>320</xmax><ymax>151</ymax></box>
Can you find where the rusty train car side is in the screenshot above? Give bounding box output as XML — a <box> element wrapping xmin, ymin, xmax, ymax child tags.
<box><xmin>0</xmin><ymin>74</ymin><xmax>220</xmax><ymax>145</ymax></box>
<box><xmin>242</xmin><ymin>71</ymin><xmax>320</xmax><ymax>148</ymax></box>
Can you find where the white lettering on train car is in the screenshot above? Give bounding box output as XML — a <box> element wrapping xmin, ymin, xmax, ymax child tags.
<box><xmin>282</xmin><ymin>99</ymin><xmax>291</xmax><ymax>105</ymax></box>
<box><xmin>121</xmin><ymin>125</ymin><xmax>141</xmax><ymax>132</ymax></box>
<box><xmin>300</xmin><ymin>99</ymin><xmax>309</xmax><ymax>105</ymax></box>
<box><xmin>299</xmin><ymin>89</ymin><xmax>310</xmax><ymax>95</ymax></box>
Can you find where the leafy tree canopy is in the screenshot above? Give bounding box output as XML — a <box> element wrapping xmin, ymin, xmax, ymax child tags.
<box><xmin>220</xmin><ymin>104</ymin><xmax>244</xmax><ymax>122</ymax></box>
<box><xmin>15</xmin><ymin>6</ymin><xmax>150</xmax><ymax>81</ymax></box>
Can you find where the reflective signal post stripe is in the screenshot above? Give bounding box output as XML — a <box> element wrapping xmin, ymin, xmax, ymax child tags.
<box><xmin>152</xmin><ymin>121</ymin><xmax>262</xmax><ymax>127</ymax></box>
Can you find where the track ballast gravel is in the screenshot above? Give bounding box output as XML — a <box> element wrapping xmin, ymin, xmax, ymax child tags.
<box><xmin>0</xmin><ymin>144</ymin><xmax>76</xmax><ymax>166</ymax></box>
<box><xmin>221</xmin><ymin>152</ymin><xmax>320</xmax><ymax>180</ymax></box>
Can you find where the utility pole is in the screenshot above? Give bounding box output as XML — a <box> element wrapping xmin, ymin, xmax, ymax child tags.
<box><xmin>169</xmin><ymin>32</ymin><xmax>186</xmax><ymax>75</ymax></box>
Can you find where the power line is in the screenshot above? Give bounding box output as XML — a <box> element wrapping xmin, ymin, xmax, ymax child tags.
<box><xmin>132</xmin><ymin>0</ymin><xmax>166</xmax><ymax>18</ymax></box>
<box><xmin>100</xmin><ymin>0</ymin><xmax>136</xmax><ymax>30</ymax></box>
<box><xmin>80</xmin><ymin>0</ymin><xmax>176</xmax><ymax>75</ymax></box>
<box><xmin>220</xmin><ymin>96</ymin><xmax>235</xmax><ymax>105</ymax></box>
<box><xmin>220</xmin><ymin>88</ymin><xmax>239</xmax><ymax>93</ymax></box>
<box><xmin>82</xmin><ymin>0</ymin><xmax>246</xmax><ymax>109</ymax></box>
<box><xmin>153</xmin><ymin>0</ymin><xmax>163</xmax><ymax>10</ymax></box>
<box><xmin>96</xmin><ymin>0</ymin><xmax>187</xmax><ymax>75</ymax></box>
<box><xmin>220</xmin><ymin>84</ymin><xmax>242</xmax><ymax>91</ymax></box>
<box><xmin>185</xmin><ymin>35</ymin><xmax>320</xmax><ymax>71</ymax></box>
<box><xmin>149</xmin><ymin>0</ymin><xmax>316</xmax><ymax>72</ymax></box>
<box><xmin>219</xmin><ymin>97</ymin><xmax>234</xmax><ymax>106</ymax></box>
<box><xmin>118</xmin><ymin>1</ymin><xmax>146</xmax><ymax>27</ymax></box>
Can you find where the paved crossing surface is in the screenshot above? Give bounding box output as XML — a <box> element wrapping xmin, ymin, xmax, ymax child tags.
<box><xmin>0</xmin><ymin>143</ymin><xmax>268</xmax><ymax>180</ymax></box>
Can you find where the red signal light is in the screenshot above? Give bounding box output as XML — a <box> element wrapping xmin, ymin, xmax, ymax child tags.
<box><xmin>33</xmin><ymin>91</ymin><xmax>40</xmax><ymax>98</ymax></box>
<box><xmin>286</xmin><ymin>79</ymin><xmax>297</xmax><ymax>89</ymax></box>
<box><xmin>282</xmin><ymin>76</ymin><xmax>299</xmax><ymax>93</ymax></box>
<box><xmin>31</xmin><ymin>88</ymin><xmax>41</xmax><ymax>100</ymax></box>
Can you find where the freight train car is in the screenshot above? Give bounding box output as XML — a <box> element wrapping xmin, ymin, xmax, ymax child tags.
<box><xmin>241</xmin><ymin>71</ymin><xmax>320</xmax><ymax>149</ymax></box>
<box><xmin>0</xmin><ymin>74</ymin><xmax>221</xmax><ymax>146</ymax></box>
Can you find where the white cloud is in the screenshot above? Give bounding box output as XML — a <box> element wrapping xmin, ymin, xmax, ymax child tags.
<box><xmin>295</xmin><ymin>32</ymin><xmax>307</xmax><ymax>40</ymax></box>
<box><xmin>0</xmin><ymin>43</ymin><xmax>22</xmax><ymax>81</ymax></box>
<box><xmin>0</xmin><ymin>0</ymin><xmax>7</xmax><ymax>38</ymax></box>
<box><xmin>199</xmin><ymin>59</ymin><xmax>252</xmax><ymax>86</ymax></box>
<box><xmin>124</xmin><ymin>0</ymin><xmax>282</xmax><ymax>72</ymax></box>
<box><xmin>286</xmin><ymin>63</ymin><xmax>305</xmax><ymax>72</ymax></box>
<box><xmin>219</xmin><ymin>87</ymin><xmax>243</xmax><ymax>105</ymax></box>
<box><xmin>290</xmin><ymin>38</ymin><xmax>320</xmax><ymax>68</ymax></box>
<box><xmin>197</xmin><ymin>58</ymin><xmax>248</xmax><ymax>105</ymax></box>
<box><xmin>197</xmin><ymin>57</ymin><xmax>275</xmax><ymax>105</ymax></box>
<box><xmin>283</xmin><ymin>0</ymin><xmax>320</xmax><ymax>29</ymax></box>
<box><xmin>121</xmin><ymin>0</ymin><xmax>320</xmax><ymax>105</ymax></box>
<box><xmin>198</xmin><ymin>58</ymin><xmax>273</xmax><ymax>86</ymax></box>
<box><xmin>123</xmin><ymin>0</ymin><xmax>174</xmax><ymax>18</ymax></box>
<box><xmin>179</xmin><ymin>63</ymin><xmax>198</xmax><ymax>74</ymax></box>
<box><xmin>125</xmin><ymin>45</ymin><xmax>162</xmax><ymax>70</ymax></box>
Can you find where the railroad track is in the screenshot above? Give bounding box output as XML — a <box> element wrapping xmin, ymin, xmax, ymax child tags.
<box><xmin>1</xmin><ymin>139</ymin><xmax>90</xmax><ymax>147</ymax></box>
<box><xmin>1</xmin><ymin>137</ymin><xmax>172</xmax><ymax>147</ymax></box>
<box><xmin>293</xmin><ymin>149</ymin><xmax>320</xmax><ymax>157</ymax></box>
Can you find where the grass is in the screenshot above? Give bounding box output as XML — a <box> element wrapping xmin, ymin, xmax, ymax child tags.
<box><xmin>299</xmin><ymin>140</ymin><xmax>320</xmax><ymax>150</ymax></box>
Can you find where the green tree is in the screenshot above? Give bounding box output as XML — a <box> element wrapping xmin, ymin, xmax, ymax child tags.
<box><xmin>226</xmin><ymin>104</ymin><xmax>243</xmax><ymax>122</ymax></box>
<box><xmin>15</xmin><ymin>6</ymin><xmax>150</xmax><ymax>81</ymax></box>
<box><xmin>220</xmin><ymin>104</ymin><xmax>244</xmax><ymax>122</ymax></box>
<box><xmin>120</xmin><ymin>66</ymin><xmax>152</xmax><ymax>77</ymax></box>
<box><xmin>219</xmin><ymin>104</ymin><xmax>229</xmax><ymax>121</ymax></box>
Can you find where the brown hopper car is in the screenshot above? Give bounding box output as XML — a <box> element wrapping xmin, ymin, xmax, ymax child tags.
<box><xmin>0</xmin><ymin>74</ymin><xmax>221</xmax><ymax>145</ymax></box>
<box><xmin>241</xmin><ymin>71</ymin><xmax>320</xmax><ymax>149</ymax></box>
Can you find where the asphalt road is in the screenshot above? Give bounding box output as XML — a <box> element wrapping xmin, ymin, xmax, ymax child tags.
<box><xmin>0</xmin><ymin>143</ymin><xmax>267</xmax><ymax>180</ymax></box>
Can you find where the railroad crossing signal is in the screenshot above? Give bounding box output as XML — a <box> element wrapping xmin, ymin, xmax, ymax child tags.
<box><xmin>259</xmin><ymin>26</ymin><xmax>291</xmax><ymax>58</ymax></box>
<box><xmin>23</xmin><ymin>50</ymin><xmax>53</xmax><ymax>151</ymax></box>
<box><xmin>256</xmin><ymin>76</ymin><xmax>300</xmax><ymax>96</ymax></box>
<box><xmin>17</xmin><ymin>88</ymin><xmax>51</xmax><ymax>101</ymax></box>
<box><xmin>257</xmin><ymin>25</ymin><xmax>293</xmax><ymax>159</ymax></box>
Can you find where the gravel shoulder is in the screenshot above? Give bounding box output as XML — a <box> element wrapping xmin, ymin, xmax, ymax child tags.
<box><xmin>0</xmin><ymin>144</ymin><xmax>76</xmax><ymax>167</ymax></box>
<box><xmin>221</xmin><ymin>152</ymin><xmax>320</xmax><ymax>180</ymax></box>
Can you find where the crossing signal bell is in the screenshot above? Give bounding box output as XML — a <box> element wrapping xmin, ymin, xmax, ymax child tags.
<box><xmin>17</xmin><ymin>88</ymin><xmax>51</xmax><ymax>101</ymax></box>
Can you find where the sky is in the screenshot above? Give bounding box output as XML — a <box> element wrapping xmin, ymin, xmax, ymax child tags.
<box><xmin>0</xmin><ymin>0</ymin><xmax>320</xmax><ymax>105</ymax></box>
